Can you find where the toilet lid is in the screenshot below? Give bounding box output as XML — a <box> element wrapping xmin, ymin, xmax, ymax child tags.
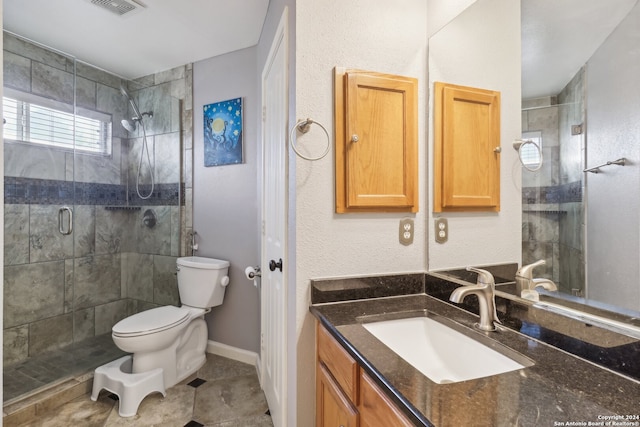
<box><xmin>112</xmin><ymin>306</ymin><xmax>190</xmax><ymax>337</ymax></box>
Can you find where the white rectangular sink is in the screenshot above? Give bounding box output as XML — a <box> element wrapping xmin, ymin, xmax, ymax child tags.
<box><xmin>362</xmin><ymin>315</ymin><xmax>533</xmax><ymax>384</ymax></box>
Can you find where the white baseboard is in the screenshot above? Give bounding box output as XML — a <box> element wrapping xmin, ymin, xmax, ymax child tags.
<box><xmin>255</xmin><ymin>354</ymin><xmax>263</xmax><ymax>386</ymax></box>
<box><xmin>206</xmin><ymin>340</ymin><xmax>259</xmax><ymax>368</ymax></box>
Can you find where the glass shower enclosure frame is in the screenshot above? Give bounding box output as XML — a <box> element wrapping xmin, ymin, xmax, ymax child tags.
<box><xmin>3</xmin><ymin>32</ymin><xmax>185</xmax><ymax>403</ymax></box>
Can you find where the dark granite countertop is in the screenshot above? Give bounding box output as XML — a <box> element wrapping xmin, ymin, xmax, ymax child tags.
<box><xmin>310</xmin><ymin>278</ymin><xmax>640</xmax><ymax>427</ymax></box>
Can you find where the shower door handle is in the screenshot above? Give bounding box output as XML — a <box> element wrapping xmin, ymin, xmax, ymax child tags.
<box><xmin>58</xmin><ymin>206</ymin><xmax>73</xmax><ymax>235</ymax></box>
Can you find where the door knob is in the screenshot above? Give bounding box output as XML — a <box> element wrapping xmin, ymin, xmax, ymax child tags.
<box><xmin>269</xmin><ymin>258</ymin><xmax>283</xmax><ymax>272</ymax></box>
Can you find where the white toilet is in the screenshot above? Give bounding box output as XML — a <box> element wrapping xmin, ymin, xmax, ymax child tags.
<box><xmin>91</xmin><ymin>256</ymin><xmax>230</xmax><ymax>417</ymax></box>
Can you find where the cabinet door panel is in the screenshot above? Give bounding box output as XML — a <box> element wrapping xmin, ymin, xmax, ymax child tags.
<box><xmin>317</xmin><ymin>322</ymin><xmax>359</xmax><ymax>402</ymax></box>
<box><xmin>317</xmin><ymin>362</ymin><xmax>359</xmax><ymax>427</ymax></box>
<box><xmin>359</xmin><ymin>372</ymin><xmax>413</xmax><ymax>427</ymax></box>
<box><xmin>434</xmin><ymin>82</ymin><xmax>501</xmax><ymax>212</ymax></box>
<box><xmin>335</xmin><ymin>68</ymin><xmax>418</xmax><ymax>213</ymax></box>
<box><xmin>345</xmin><ymin>73</ymin><xmax>416</xmax><ymax>209</ymax></box>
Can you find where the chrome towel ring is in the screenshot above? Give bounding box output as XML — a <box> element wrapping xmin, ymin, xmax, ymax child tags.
<box><xmin>289</xmin><ymin>118</ymin><xmax>330</xmax><ymax>161</ymax></box>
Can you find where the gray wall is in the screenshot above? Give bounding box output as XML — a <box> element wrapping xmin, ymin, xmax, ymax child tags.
<box><xmin>586</xmin><ymin>1</ymin><xmax>640</xmax><ymax>311</ymax></box>
<box><xmin>193</xmin><ymin>47</ymin><xmax>260</xmax><ymax>353</ymax></box>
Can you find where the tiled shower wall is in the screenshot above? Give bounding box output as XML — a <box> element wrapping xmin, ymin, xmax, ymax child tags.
<box><xmin>2</xmin><ymin>33</ymin><xmax>194</xmax><ymax>366</ymax></box>
<box><xmin>521</xmin><ymin>67</ymin><xmax>585</xmax><ymax>294</ymax></box>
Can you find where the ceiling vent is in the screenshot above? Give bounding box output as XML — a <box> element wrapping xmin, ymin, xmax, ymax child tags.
<box><xmin>88</xmin><ymin>0</ymin><xmax>146</xmax><ymax>17</ymax></box>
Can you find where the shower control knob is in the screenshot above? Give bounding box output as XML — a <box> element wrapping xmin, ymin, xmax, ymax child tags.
<box><xmin>269</xmin><ymin>258</ymin><xmax>283</xmax><ymax>272</ymax></box>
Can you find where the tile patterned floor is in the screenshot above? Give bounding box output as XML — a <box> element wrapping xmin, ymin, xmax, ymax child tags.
<box><xmin>4</xmin><ymin>334</ymin><xmax>126</xmax><ymax>402</ymax></box>
<box><xmin>9</xmin><ymin>354</ymin><xmax>273</xmax><ymax>427</ymax></box>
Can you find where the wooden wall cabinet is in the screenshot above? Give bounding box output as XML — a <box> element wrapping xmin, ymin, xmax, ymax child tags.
<box><xmin>433</xmin><ymin>82</ymin><xmax>501</xmax><ymax>212</ymax></box>
<box><xmin>316</xmin><ymin>322</ymin><xmax>414</xmax><ymax>427</ymax></box>
<box><xmin>334</xmin><ymin>68</ymin><xmax>418</xmax><ymax>213</ymax></box>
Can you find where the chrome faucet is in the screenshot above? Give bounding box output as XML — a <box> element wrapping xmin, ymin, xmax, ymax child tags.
<box><xmin>449</xmin><ymin>267</ymin><xmax>500</xmax><ymax>332</ymax></box>
<box><xmin>515</xmin><ymin>260</ymin><xmax>558</xmax><ymax>299</ymax></box>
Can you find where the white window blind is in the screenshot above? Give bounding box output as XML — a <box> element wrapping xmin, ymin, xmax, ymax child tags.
<box><xmin>3</xmin><ymin>96</ymin><xmax>112</xmax><ymax>155</ymax></box>
<box><xmin>520</xmin><ymin>131</ymin><xmax>542</xmax><ymax>166</ymax></box>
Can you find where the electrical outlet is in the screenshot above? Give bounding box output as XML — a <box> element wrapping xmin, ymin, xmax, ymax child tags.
<box><xmin>435</xmin><ymin>218</ymin><xmax>448</xmax><ymax>243</ymax></box>
<box><xmin>399</xmin><ymin>218</ymin><xmax>414</xmax><ymax>246</ymax></box>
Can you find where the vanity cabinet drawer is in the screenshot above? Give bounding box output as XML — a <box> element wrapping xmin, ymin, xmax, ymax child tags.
<box><xmin>359</xmin><ymin>371</ymin><xmax>413</xmax><ymax>427</ymax></box>
<box><xmin>317</xmin><ymin>323</ymin><xmax>359</xmax><ymax>402</ymax></box>
<box><xmin>317</xmin><ymin>362</ymin><xmax>359</xmax><ymax>427</ymax></box>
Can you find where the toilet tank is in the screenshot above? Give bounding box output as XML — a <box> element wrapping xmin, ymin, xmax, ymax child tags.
<box><xmin>176</xmin><ymin>256</ymin><xmax>230</xmax><ymax>308</ymax></box>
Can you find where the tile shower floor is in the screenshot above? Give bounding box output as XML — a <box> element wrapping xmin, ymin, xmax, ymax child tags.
<box><xmin>7</xmin><ymin>354</ymin><xmax>273</xmax><ymax>427</ymax></box>
<box><xmin>4</xmin><ymin>334</ymin><xmax>126</xmax><ymax>402</ymax></box>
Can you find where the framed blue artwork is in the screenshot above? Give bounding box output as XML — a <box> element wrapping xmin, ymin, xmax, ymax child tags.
<box><xmin>203</xmin><ymin>97</ymin><xmax>243</xmax><ymax>166</ymax></box>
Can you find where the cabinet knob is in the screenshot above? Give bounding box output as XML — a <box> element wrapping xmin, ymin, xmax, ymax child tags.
<box><xmin>494</xmin><ymin>146</ymin><xmax>502</xmax><ymax>153</ymax></box>
<box><xmin>351</xmin><ymin>134</ymin><xmax>359</xmax><ymax>143</ymax></box>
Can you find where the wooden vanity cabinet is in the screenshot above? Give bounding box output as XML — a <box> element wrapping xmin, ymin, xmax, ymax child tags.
<box><xmin>316</xmin><ymin>322</ymin><xmax>415</xmax><ymax>427</ymax></box>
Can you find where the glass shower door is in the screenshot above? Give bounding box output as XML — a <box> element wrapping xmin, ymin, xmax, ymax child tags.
<box><xmin>3</xmin><ymin>32</ymin><xmax>185</xmax><ymax>404</ymax></box>
<box><xmin>3</xmin><ymin>34</ymin><xmax>82</xmax><ymax>401</ymax></box>
<box><xmin>521</xmin><ymin>97</ymin><xmax>585</xmax><ymax>296</ymax></box>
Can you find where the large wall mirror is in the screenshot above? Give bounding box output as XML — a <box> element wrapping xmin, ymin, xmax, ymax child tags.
<box><xmin>430</xmin><ymin>0</ymin><xmax>640</xmax><ymax>326</ymax></box>
<box><xmin>521</xmin><ymin>0</ymin><xmax>640</xmax><ymax>318</ymax></box>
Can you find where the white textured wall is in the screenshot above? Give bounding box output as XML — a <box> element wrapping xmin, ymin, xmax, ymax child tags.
<box><xmin>586</xmin><ymin>1</ymin><xmax>640</xmax><ymax>311</ymax></box>
<box><xmin>427</xmin><ymin>0</ymin><xmax>478</xmax><ymax>37</ymax></box>
<box><xmin>427</xmin><ymin>0</ymin><xmax>522</xmax><ymax>270</ymax></box>
<box><xmin>295</xmin><ymin>1</ymin><xmax>428</xmax><ymax>425</ymax></box>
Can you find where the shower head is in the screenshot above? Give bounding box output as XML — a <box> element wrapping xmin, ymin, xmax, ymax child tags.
<box><xmin>120</xmin><ymin>85</ymin><xmax>142</xmax><ymax>120</ymax></box>
<box><xmin>121</xmin><ymin>118</ymin><xmax>137</xmax><ymax>132</ymax></box>
<box><xmin>120</xmin><ymin>85</ymin><xmax>153</xmax><ymax>132</ymax></box>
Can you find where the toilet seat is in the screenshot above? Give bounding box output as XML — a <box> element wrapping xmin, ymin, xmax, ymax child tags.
<box><xmin>113</xmin><ymin>306</ymin><xmax>191</xmax><ymax>338</ymax></box>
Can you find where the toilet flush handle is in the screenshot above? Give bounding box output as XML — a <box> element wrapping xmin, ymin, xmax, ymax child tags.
<box><xmin>221</xmin><ymin>276</ymin><xmax>230</xmax><ymax>287</ymax></box>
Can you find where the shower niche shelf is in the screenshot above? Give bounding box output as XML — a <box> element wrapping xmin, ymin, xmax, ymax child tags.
<box><xmin>104</xmin><ymin>206</ymin><xmax>142</xmax><ymax>211</ymax></box>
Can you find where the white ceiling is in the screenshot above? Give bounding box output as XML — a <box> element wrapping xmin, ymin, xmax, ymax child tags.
<box><xmin>3</xmin><ymin>0</ymin><xmax>637</xmax><ymax>98</ymax></box>
<box><xmin>522</xmin><ymin>0</ymin><xmax>637</xmax><ymax>99</ymax></box>
<box><xmin>3</xmin><ymin>0</ymin><xmax>270</xmax><ymax>80</ymax></box>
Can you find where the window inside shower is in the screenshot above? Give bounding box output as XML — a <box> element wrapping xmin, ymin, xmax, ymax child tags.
<box><xmin>2</xmin><ymin>94</ymin><xmax>112</xmax><ymax>155</ymax></box>
<box><xmin>520</xmin><ymin>130</ymin><xmax>542</xmax><ymax>166</ymax></box>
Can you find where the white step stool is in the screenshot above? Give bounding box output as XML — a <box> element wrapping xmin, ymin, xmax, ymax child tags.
<box><xmin>91</xmin><ymin>355</ymin><xmax>166</xmax><ymax>417</ymax></box>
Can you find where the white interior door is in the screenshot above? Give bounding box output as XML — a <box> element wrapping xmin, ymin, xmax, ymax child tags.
<box><xmin>261</xmin><ymin>8</ymin><xmax>288</xmax><ymax>427</ymax></box>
